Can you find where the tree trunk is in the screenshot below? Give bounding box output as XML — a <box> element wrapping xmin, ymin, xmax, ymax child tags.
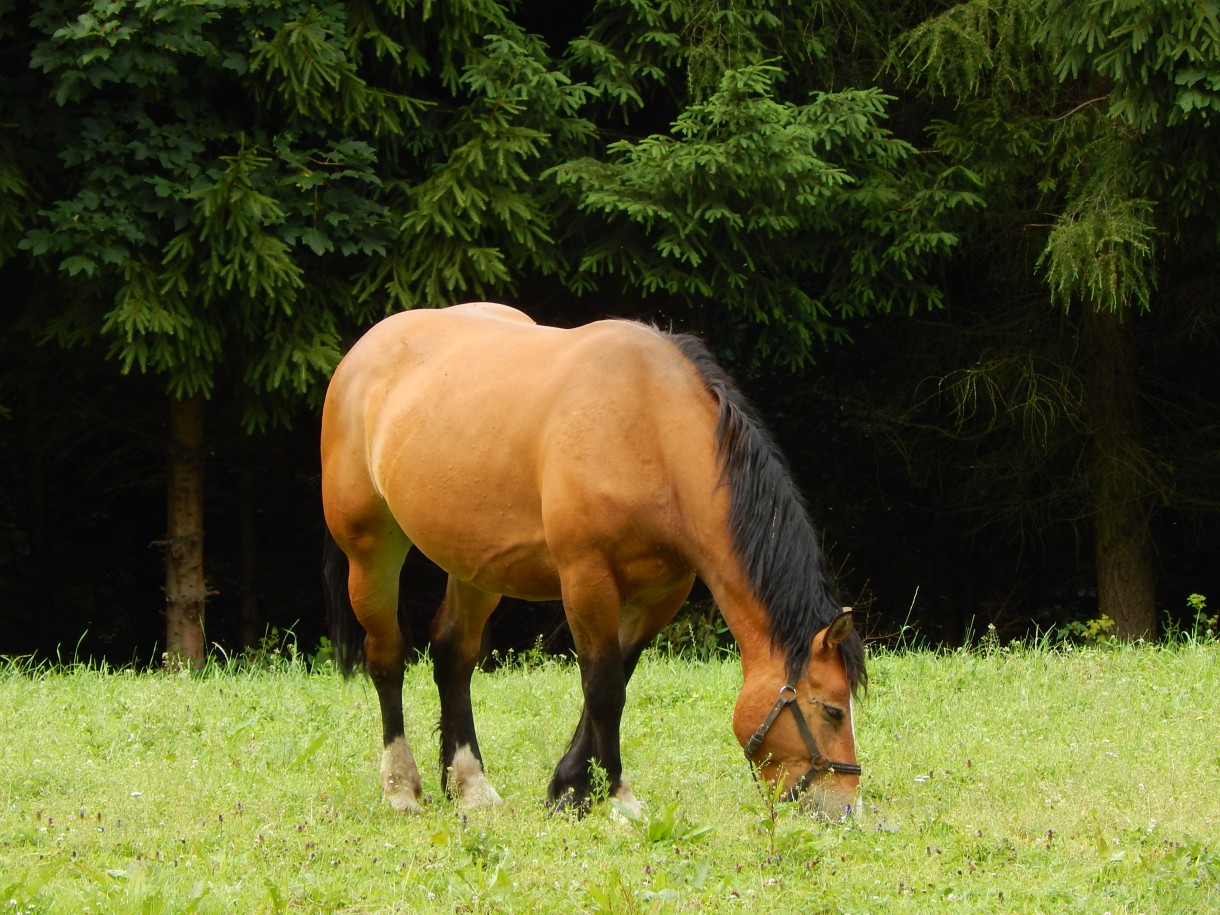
<box><xmin>238</xmin><ymin>463</ymin><xmax>261</xmax><ymax>650</ymax></box>
<box><xmin>164</xmin><ymin>393</ymin><xmax>207</xmax><ymax>666</ymax></box>
<box><xmin>1083</xmin><ymin>307</ymin><xmax>1157</xmax><ymax>639</ymax></box>
<box><xmin>25</xmin><ymin>373</ymin><xmax>51</xmax><ymax>653</ymax></box>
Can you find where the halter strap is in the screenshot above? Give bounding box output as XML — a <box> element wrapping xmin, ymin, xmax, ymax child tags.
<box><xmin>743</xmin><ymin>685</ymin><xmax>862</xmax><ymax>798</ymax></box>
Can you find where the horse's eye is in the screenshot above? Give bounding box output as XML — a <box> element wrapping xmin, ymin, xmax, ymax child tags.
<box><xmin>822</xmin><ymin>703</ymin><xmax>846</xmax><ymax>722</ymax></box>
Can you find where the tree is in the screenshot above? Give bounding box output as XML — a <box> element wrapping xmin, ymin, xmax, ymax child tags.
<box><xmin>890</xmin><ymin>0</ymin><xmax>1220</xmax><ymax>637</ymax></box>
<box><xmin>14</xmin><ymin>0</ymin><xmax>416</xmax><ymax>662</ymax></box>
<box><xmin>546</xmin><ymin>1</ymin><xmax>982</xmax><ymax>365</ymax></box>
<box><xmin>5</xmin><ymin>0</ymin><xmax>981</xmax><ymax>661</ymax></box>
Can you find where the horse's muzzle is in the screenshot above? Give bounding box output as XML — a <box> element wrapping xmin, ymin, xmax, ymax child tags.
<box><xmin>791</xmin><ymin>776</ymin><xmax>860</xmax><ymax>821</ymax></box>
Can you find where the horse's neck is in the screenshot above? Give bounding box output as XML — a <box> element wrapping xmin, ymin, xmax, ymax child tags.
<box><xmin>665</xmin><ymin>404</ymin><xmax>783</xmax><ymax>678</ymax></box>
<box><xmin>690</xmin><ymin>529</ymin><xmax>777</xmax><ymax>678</ymax></box>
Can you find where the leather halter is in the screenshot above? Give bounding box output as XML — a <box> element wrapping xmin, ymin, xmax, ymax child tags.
<box><xmin>743</xmin><ymin>684</ymin><xmax>862</xmax><ymax>801</ymax></box>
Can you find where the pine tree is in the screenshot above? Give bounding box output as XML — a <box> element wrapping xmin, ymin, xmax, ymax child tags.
<box><xmin>6</xmin><ymin>0</ymin><xmax>981</xmax><ymax>660</ymax></box>
<box><xmin>892</xmin><ymin>0</ymin><xmax>1220</xmax><ymax>637</ymax></box>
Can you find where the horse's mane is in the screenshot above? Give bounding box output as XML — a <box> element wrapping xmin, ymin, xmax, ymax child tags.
<box><xmin>667</xmin><ymin>332</ymin><xmax>867</xmax><ymax>696</ymax></box>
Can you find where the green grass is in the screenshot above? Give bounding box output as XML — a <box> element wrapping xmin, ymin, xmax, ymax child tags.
<box><xmin>1</xmin><ymin>642</ymin><xmax>1217</xmax><ymax>913</ymax></box>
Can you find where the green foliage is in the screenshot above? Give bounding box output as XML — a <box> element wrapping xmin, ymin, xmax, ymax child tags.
<box><xmin>894</xmin><ymin>0</ymin><xmax>1038</xmax><ymax>98</ymax></box>
<box><xmin>617</xmin><ymin>800</ymin><xmax>715</xmax><ymax>844</ymax></box>
<box><xmin>895</xmin><ymin>0</ymin><xmax>1220</xmax><ymax>319</ymax></box>
<box><xmin>747</xmin><ymin>765</ymin><xmax>792</xmax><ymax>860</ymax></box>
<box><xmin>1057</xmin><ymin>613</ymin><xmax>1117</xmax><ymax>647</ymax></box>
<box><xmin>7</xmin><ymin>0</ymin><xmax>984</xmax><ymax>419</ymax></box>
<box><xmin>16</xmin><ymin>0</ymin><xmax>407</xmax><ymax>421</ymax></box>
<box><xmin>1186</xmin><ymin>593</ymin><xmax>1218</xmax><ymax>635</ymax></box>
<box><xmin>652</xmin><ymin>600</ymin><xmax>732</xmax><ymax>662</ymax></box>
<box><xmin>553</xmin><ymin>62</ymin><xmax>981</xmax><ymax>364</ymax></box>
<box><xmin>1036</xmin><ymin>138</ymin><xmax>1157</xmax><ymax>315</ymax></box>
<box><xmin>220</xmin><ymin>625</ymin><xmax>329</xmax><ymax>673</ymax></box>
<box><xmin>356</xmin><ymin>28</ymin><xmax>593</xmax><ymax>309</ymax></box>
<box><xmin>488</xmin><ymin>635</ymin><xmax>554</xmax><ymax>672</ymax></box>
<box><xmin>1164</xmin><ymin>593</ymin><xmax>1219</xmax><ymax>644</ymax></box>
<box><xmin>586</xmin><ymin>760</ymin><xmax>613</xmax><ymax>808</ymax></box>
<box><xmin>0</xmin><ymin>131</ymin><xmax>31</xmax><ymax>266</ymax></box>
<box><xmin>936</xmin><ymin>350</ymin><xmax>1085</xmax><ymax>450</ymax></box>
<box><xmin>1041</xmin><ymin>0</ymin><xmax>1220</xmax><ymax>129</ymax></box>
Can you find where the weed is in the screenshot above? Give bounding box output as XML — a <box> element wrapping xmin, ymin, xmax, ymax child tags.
<box><xmin>651</xmin><ymin>599</ymin><xmax>731</xmax><ymax>662</ymax></box>
<box><xmin>746</xmin><ymin>766</ymin><xmax>791</xmax><ymax>861</ymax></box>
<box><xmin>1057</xmin><ymin>613</ymin><xmax>1116</xmax><ymax>646</ymax></box>
<box><xmin>616</xmin><ymin>800</ymin><xmax>714</xmax><ymax>844</ymax></box>
<box><xmin>488</xmin><ymin>634</ymin><xmax>553</xmax><ymax>672</ymax></box>
<box><xmin>227</xmin><ymin>625</ymin><xmax>316</xmax><ymax>672</ymax></box>
<box><xmin>588</xmin><ymin>760</ymin><xmax>612</xmax><ymax>807</ymax></box>
<box><xmin>1164</xmin><ymin>593</ymin><xmax>1218</xmax><ymax>644</ymax></box>
<box><xmin>586</xmin><ymin>868</ymin><xmax>644</xmax><ymax>914</ymax></box>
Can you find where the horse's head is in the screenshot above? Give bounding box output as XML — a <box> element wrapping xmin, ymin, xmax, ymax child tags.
<box><xmin>733</xmin><ymin>610</ymin><xmax>861</xmax><ymax>819</ymax></box>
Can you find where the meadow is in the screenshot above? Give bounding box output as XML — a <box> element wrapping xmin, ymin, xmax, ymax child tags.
<box><xmin>1</xmin><ymin>640</ymin><xmax>1216</xmax><ymax>913</ymax></box>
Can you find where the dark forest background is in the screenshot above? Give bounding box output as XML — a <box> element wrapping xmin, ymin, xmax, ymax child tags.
<box><xmin>3</xmin><ymin>0</ymin><xmax>1219</xmax><ymax>665</ymax></box>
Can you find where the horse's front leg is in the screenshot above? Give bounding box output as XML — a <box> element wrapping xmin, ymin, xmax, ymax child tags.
<box><xmin>368</xmin><ymin>651</ymin><xmax>421</xmax><ymax>814</ymax></box>
<box><xmin>547</xmin><ymin>561</ymin><xmax>645</xmax><ymax>816</ymax></box>
<box><xmin>547</xmin><ymin>652</ymin><xmax>641</xmax><ymax>816</ymax></box>
<box><xmin>548</xmin><ymin>575</ymin><xmax>694</xmax><ymax>816</ymax></box>
<box><xmin>431</xmin><ymin>577</ymin><xmax>503</xmax><ymax>807</ymax></box>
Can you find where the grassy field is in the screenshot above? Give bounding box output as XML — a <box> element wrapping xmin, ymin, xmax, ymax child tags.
<box><xmin>1</xmin><ymin>641</ymin><xmax>1217</xmax><ymax>913</ymax></box>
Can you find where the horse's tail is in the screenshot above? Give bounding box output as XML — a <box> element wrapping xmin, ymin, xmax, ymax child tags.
<box><xmin>322</xmin><ymin>533</ymin><xmax>365</xmax><ymax>676</ymax></box>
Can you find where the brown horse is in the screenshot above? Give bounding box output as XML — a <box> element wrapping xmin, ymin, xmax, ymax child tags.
<box><xmin>321</xmin><ymin>303</ymin><xmax>865</xmax><ymax>818</ymax></box>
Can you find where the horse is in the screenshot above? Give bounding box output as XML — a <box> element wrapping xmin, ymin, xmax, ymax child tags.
<box><xmin>320</xmin><ymin>302</ymin><xmax>866</xmax><ymax>818</ymax></box>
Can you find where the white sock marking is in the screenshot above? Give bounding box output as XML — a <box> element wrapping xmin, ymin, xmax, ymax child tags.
<box><xmin>449</xmin><ymin>744</ymin><xmax>503</xmax><ymax>807</ymax></box>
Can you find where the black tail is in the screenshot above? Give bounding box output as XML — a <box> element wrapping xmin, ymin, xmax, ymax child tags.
<box><xmin>322</xmin><ymin>533</ymin><xmax>366</xmax><ymax>676</ymax></box>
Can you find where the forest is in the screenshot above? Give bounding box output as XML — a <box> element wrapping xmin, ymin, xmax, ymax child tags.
<box><xmin>1</xmin><ymin>0</ymin><xmax>1218</xmax><ymax>664</ymax></box>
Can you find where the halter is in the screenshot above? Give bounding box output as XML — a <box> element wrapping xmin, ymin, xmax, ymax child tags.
<box><xmin>743</xmin><ymin>684</ymin><xmax>862</xmax><ymax>801</ymax></box>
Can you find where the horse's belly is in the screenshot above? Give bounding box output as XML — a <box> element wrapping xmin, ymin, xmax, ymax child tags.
<box><xmin>391</xmin><ymin>493</ymin><xmax>561</xmax><ymax>600</ymax></box>
<box><xmin>465</xmin><ymin>548</ymin><xmax>562</xmax><ymax>601</ymax></box>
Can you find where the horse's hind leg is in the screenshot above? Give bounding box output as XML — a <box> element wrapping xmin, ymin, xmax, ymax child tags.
<box><xmin>431</xmin><ymin>576</ymin><xmax>503</xmax><ymax>807</ymax></box>
<box><xmin>345</xmin><ymin>530</ymin><xmax>422</xmax><ymax>813</ymax></box>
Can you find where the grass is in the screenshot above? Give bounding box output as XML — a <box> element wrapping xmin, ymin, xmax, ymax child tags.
<box><xmin>1</xmin><ymin>641</ymin><xmax>1217</xmax><ymax>913</ymax></box>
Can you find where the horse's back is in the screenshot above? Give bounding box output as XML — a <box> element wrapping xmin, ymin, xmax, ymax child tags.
<box><xmin>321</xmin><ymin>304</ymin><xmax>721</xmax><ymax>598</ymax></box>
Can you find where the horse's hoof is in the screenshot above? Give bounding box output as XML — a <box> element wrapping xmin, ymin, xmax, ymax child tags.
<box><xmin>610</xmin><ymin>782</ymin><xmax>643</xmax><ymax>820</ymax></box>
<box><xmin>388</xmin><ymin>791</ymin><xmax>424</xmax><ymax>815</ymax></box>
<box><xmin>381</xmin><ymin>737</ymin><xmax>423</xmax><ymax>814</ymax></box>
<box><xmin>447</xmin><ymin>747</ymin><xmax>504</xmax><ymax>808</ymax></box>
<box><xmin>547</xmin><ymin>788</ymin><xmax>592</xmax><ymax>818</ymax></box>
<box><xmin>456</xmin><ymin>776</ymin><xmax>504</xmax><ymax>808</ymax></box>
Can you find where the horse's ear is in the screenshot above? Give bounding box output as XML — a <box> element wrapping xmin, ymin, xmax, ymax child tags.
<box><xmin>821</xmin><ymin>609</ymin><xmax>854</xmax><ymax>653</ymax></box>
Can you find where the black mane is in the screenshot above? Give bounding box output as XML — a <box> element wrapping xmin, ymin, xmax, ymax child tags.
<box><xmin>668</xmin><ymin>333</ymin><xmax>866</xmax><ymax>695</ymax></box>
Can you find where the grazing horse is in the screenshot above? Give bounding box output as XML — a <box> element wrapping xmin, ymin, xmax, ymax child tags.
<box><xmin>321</xmin><ymin>303</ymin><xmax>866</xmax><ymax>817</ymax></box>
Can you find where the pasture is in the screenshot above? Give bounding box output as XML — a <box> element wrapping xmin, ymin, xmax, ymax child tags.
<box><xmin>2</xmin><ymin>641</ymin><xmax>1217</xmax><ymax>913</ymax></box>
